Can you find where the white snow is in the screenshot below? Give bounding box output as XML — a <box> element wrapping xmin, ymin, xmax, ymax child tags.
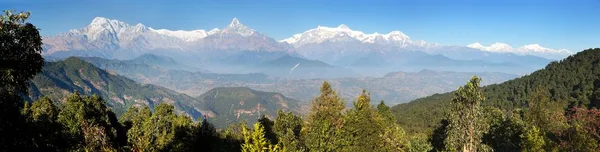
<box><xmin>150</xmin><ymin>28</ymin><xmax>208</xmax><ymax>41</ymax></box>
<box><xmin>467</xmin><ymin>42</ymin><xmax>574</xmax><ymax>59</ymax></box>
<box><xmin>223</xmin><ymin>17</ymin><xmax>255</xmax><ymax>37</ymax></box>
<box><xmin>280</xmin><ymin>24</ymin><xmax>416</xmax><ymax>47</ymax></box>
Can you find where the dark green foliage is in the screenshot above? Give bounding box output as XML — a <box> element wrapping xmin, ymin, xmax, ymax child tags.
<box><xmin>0</xmin><ymin>10</ymin><xmax>44</xmax><ymax>149</ymax></box>
<box><xmin>303</xmin><ymin>81</ymin><xmax>346</xmax><ymax>151</ymax></box>
<box><xmin>258</xmin><ymin>115</ymin><xmax>278</xmax><ymax>145</ymax></box>
<box><xmin>482</xmin><ymin>109</ymin><xmax>526</xmax><ymax>151</ymax></box>
<box><xmin>22</xmin><ymin>97</ymin><xmax>67</xmax><ymax>151</ymax></box>
<box><xmin>273</xmin><ymin>110</ymin><xmax>304</xmax><ymax>152</ymax></box>
<box><xmin>429</xmin><ymin>119</ymin><xmax>449</xmax><ymax>152</ymax></box>
<box><xmin>343</xmin><ymin>90</ymin><xmax>386</xmax><ymax>151</ymax></box>
<box><xmin>57</xmin><ymin>92</ymin><xmax>120</xmax><ymax>151</ymax></box>
<box><xmin>377</xmin><ymin>100</ymin><xmax>395</xmax><ymax>122</ymax></box>
<box><xmin>0</xmin><ymin>10</ymin><xmax>44</xmax><ymax>95</ymax></box>
<box><xmin>189</xmin><ymin>118</ymin><xmax>226</xmax><ymax>151</ymax></box>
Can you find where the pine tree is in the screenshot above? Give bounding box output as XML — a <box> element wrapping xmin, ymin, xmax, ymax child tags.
<box><xmin>343</xmin><ymin>90</ymin><xmax>386</xmax><ymax>151</ymax></box>
<box><xmin>274</xmin><ymin>110</ymin><xmax>304</xmax><ymax>152</ymax></box>
<box><xmin>242</xmin><ymin>123</ymin><xmax>285</xmax><ymax>152</ymax></box>
<box><xmin>303</xmin><ymin>81</ymin><xmax>346</xmax><ymax>151</ymax></box>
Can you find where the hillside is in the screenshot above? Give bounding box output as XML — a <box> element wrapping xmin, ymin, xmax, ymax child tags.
<box><xmin>195</xmin><ymin>87</ymin><xmax>303</xmax><ymax>128</ymax></box>
<box><xmin>27</xmin><ymin>57</ymin><xmax>210</xmax><ymax>117</ymax></box>
<box><xmin>391</xmin><ymin>48</ymin><xmax>600</xmax><ymax>135</ymax></box>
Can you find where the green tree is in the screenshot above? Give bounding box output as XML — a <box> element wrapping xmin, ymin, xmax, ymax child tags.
<box><xmin>0</xmin><ymin>10</ymin><xmax>44</xmax><ymax>149</ymax></box>
<box><xmin>242</xmin><ymin>122</ymin><xmax>284</xmax><ymax>152</ymax></box>
<box><xmin>407</xmin><ymin>137</ymin><xmax>433</xmax><ymax>152</ymax></box>
<box><xmin>377</xmin><ymin>100</ymin><xmax>395</xmax><ymax>123</ymax></box>
<box><xmin>0</xmin><ymin>10</ymin><xmax>44</xmax><ymax>95</ymax></box>
<box><xmin>190</xmin><ymin>118</ymin><xmax>223</xmax><ymax>151</ymax></box>
<box><xmin>430</xmin><ymin>119</ymin><xmax>450</xmax><ymax>152</ymax></box>
<box><xmin>56</xmin><ymin>93</ymin><xmax>119</xmax><ymax>151</ymax></box>
<box><xmin>274</xmin><ymin>110</ymin><xmax>304</xmax><ymax>152</ymax></box>
<box><xmin>222</xmin><ymin>120</ymin><xmax>246</xmax><ymax>151</ymax></box>
<box><xmin>524</xmin><ymin>88</ymin><xmax>568</xmax><ymax>150</ymax></box>
<box><xmin>303</xmin><ymin>81</ymin><xmax>346</xmax><ymax>151</ymax></box>
<box><xmin>123</xmin><ymin>106</ymin><xmax>152</xmax><ymax>151</ymax></box>
<box><xmin>22</xmin><ymin>97</ymin><xmax>66</xmax><ymax>150</ymax></box>
<box><xmin>482</xmin><ymin>108</ymin><xmax>526</xmax><ymax>151</ymax></box>
<box><xmin>521</xmin><ymin>125</ymin><xmax>545</xmax><ymax>152</ymax></box>
<box><xmin>445</xmin><ymin>76</ymin><xmax>487</xmax><ymax>152</ymax></box>
<box><xmin>142</xmin><ymin>104</ymin><xmax>177</xmax><ymax>151</ymax></box>
<box><xmin>258</xmin><ymin>115</ymin><xmax>278</xmax><ymax>145</ymax></box>
<box><xmin>343</xmin><ymin>90</ymin><xmax>389</xmax><ymax>151</ymax></box>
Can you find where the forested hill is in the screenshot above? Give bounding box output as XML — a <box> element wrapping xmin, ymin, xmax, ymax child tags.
<box><xmin>391</xmin><ymin>48</ymin><xmax>600</xmax><ymax>134</ymax></box>
<box><xmin>27</xmin><ymin>57</ymin><xmax>207</xmax><ymax>117</ymax></box>
<box><xmin>196</xmin><ymin>87</ymin><xmax>303</xmax><ymax>128</ymax></box>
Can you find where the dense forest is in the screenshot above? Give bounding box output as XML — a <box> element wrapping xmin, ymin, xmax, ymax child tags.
<box><xmin>2</xmin><ymin>11</ymin><xmax>600</xmax><ymax>151</ymax></box>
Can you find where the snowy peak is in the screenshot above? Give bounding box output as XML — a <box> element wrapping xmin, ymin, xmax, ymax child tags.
<box><xmin>467</xmin><ymin>42</ymin><xmax>485</xmax><ymax>49</ymax></box>
<box><xmin>519</xmin><ymin>44</ymin><xmax>572</xmax><ymax>55</ymax></box>
<box><xmin>223</xmin><ymin>17</ymin><xmax>255</xmax><ymax>37</ymax></box>
<box><xmin>150</xmin><ymin>28</ymin><xmax>208</xmax><ymax>41</ymax></box>
<box><xmin>281</xmin><ymin>24</ymin><xmax>416</xmax><ymax>47</ymax></box>
<box><xmin>208</xmin><ymin>28</ymin><xmax>221</xmax><ymax>35</ymax></box>
<box><xmin>229</xmin><ymin>17</ymin><xmax>242</xmax><ymax>27</ymax></box>
<box><xmin>337</xmin><ymin>24</ymin><xmax>350</xmax><ymax>30</ymax></box>
<box><xmin>467</xmin><ymin>42</ymin><xmax>573</xmax><ymax>59</ymax></box>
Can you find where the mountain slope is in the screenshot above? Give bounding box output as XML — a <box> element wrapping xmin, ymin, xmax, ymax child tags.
<box><xmin>195</xmin><ymin>87</ymin><xmax>303</xmax><ymax>128</ymax></box>
<box><xmin>27</xmin><ymin>57</ymin><xmax>211</xmax><ymax>117</ymax></box>
<box><xmin>391</xmin><ymin>48</ymin><xmax>600</xmax><ymax>135</ymax></box>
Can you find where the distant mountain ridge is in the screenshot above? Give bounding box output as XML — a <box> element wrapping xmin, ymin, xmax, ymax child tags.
<box><xmin>78</xmin><ymin>55</ymin><xmax>518</xmax><ymax>105</ymax></box>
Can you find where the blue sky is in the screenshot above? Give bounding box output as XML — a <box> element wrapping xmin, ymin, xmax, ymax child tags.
<box><xmin>3</xmin><ymin>0</ymin><xmax>599</xmax><ymax>52</ymax></box>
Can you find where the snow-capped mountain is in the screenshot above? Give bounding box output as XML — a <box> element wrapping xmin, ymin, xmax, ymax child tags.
<box><xmin>281</xmin><ymin>24</ymin><xmax>420</xmax><ymax>48</ymax></box>
<box><xmin>281</xmin><ymin>24</ymin><xmax>571</xmax><ymax>61</ymax></box>
<box><xmin>279</xmin><ymin>24</ymin><xmax>439</xmax><ymax>64</ymax></box>
<box><xmin>467</xmin><ymin>42</ymin><xmax>573</xmax><ymax>59</ymax></box>
<box><xmin>42</xmin><ymin>17</ymin><xmax>292</xmax><ymax>59</ymax></box>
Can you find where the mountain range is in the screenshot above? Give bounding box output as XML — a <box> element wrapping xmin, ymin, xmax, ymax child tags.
<box><xmin>28</xmin><ymin>57</ymin><xmax>303</xmax><ymax>128</ymax></box>
<box><xmin>77</xmin><ymin>55</ymin><xmax>518</xmax><ymax>105</ymax></box>
<box><xmin>41</xmin><ymin>17</ymin><xmax>572</xmax><ymax>76</ymax></box>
